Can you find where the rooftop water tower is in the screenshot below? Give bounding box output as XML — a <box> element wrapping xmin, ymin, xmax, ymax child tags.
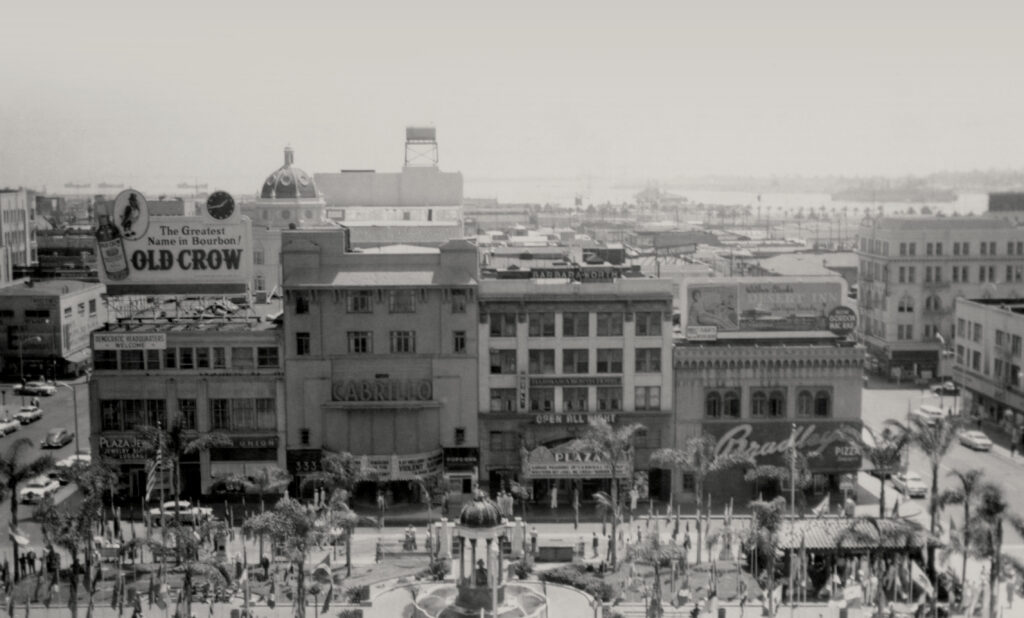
<box><xmin>405</xmin><ymin>126</ymin><xmax>439</xmax><ymax>167</ymax></box>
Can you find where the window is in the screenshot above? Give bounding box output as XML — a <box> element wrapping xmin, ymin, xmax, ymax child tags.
<box><xmin>388</xmin><ymin>290</ymin><xmax>417</xmax><ymax>313</ymax></box>
<box><xmin>164</xmin><ymin>348</ymin><xmax>177</xmax><ymax>369</ymax></box>
<box><xmin>347</xmin><ymin>331</ymin><xmax>371</xmax><ymax>354</ymax></box>
<box><xmin>257</xmin><ymin>347</ymin><xmax>279</xmax><ymax>367</ymax></box>
<box><xmin>963</xmin><ymin>242</ymin><xmax>970</xmax><ymax>256</ymax></box>
<box><xmin>979</xmin><ymin>266</ymin><xmax>987</xmax><ymax>282</ymax></box>
<box><xmin>300</xmin><ymin>428</ymin><xmax>310</xmax><ymax>445</ymax></box>
<box><xmin>146</xmin><ymin>349</ymin><xmax>161</xmax><ymax>370</ymax></box>
<box><xmin>232</xmin><ymin>347</ymin><xmax>254</xmax><ymax>369</ymax></box>
<box><xmin>596</xmin><ymin>312</ymin><xmax>623</xmax><ymax>336</ymax></box>
<box><xmin>77</xmin><ymin>303</ymin><xmax>85</xmax><ymax>317</ymax></box>
<box><xmin>899</xmin><ymin>242</ymin><xmax>907</xmax><ymax>256</ymax></box>
<box><xmin>596</xmin><ymin>349</ymin><xmax>623</xmax><ymax>373</ymax></box>
<box><xmin>960</xmin><ymin>266</ymin><xmax>969</xmax><ymax>283</ymax></box>
<box><xmin>63</xmin><ymin>307</ymin><xmax>72</xmax><ymax>319</ymax></box>
<box><xmin>635</xmin><ymin>312</ymin><xmax>662</xmax><ymax>336</ymax></box>
<box><xmin>454</xmin><ymin>427</ymin><xmax>466</xmax><ymax>445</ymax></box>
<box><xmin>453</xmin><ymin>331</ymin><xmax>466</xmax><ymax>354</ymax></box>
<box><xmin>990</xmin><ymin>241</ymin><xmax>997</xmax><ymax>255</ymax></box>
<box><xmin>121</xmin><ymin>350</ymin><xmax>144</xmax><ymax>370</ymax></box>
<box><xmin>995</xmin><ymin>358</ymin><xmax>1005</xmax><ymax>381</ymax></box>
<box><xmin>1013</xmin><ymin>335</ymin><xmax>1023</xmax><ymax>356</ymax></box>
<box><xmin>596</xmin><ymin>387</ymin><xmax>622</xmax><ymax>411</ymax></box>
<box><xmin>296</xmin><ymin>332</ymin><xmax>311</xmax><ymax>356</ymax></box>
<box><xmin>490</xmin><ymin>350</ymin><xmax>516</xmax><ymax>374</ymax></box>
<box><xmin>635</xmin><ymin>386</ymin><xmax>661</xmax><ymax>411</ymax></box>
<box><xmin>724</xmin><ymin>391</ymin><xmax>741</xmax><ymax>418</ymax></box>
<box><xmin>210</xmin><ymin>400</ymin><xmax>229</xmax><ymax>430</ymax></box>
<box><xmin>796</xmin><ymin>391</ymin><xmax>814</xmax><ymax>417</ymax></box>
<box><xmin>196</xmin><ymin>347</ymin><xmax>210</xmax><ymax>369</ymax></box>
<box><xmin>390</xmin><ymin>331</ymin><xmax>416</xmax><ymax>353</ymax></box>
<box><xmin>489</xmin><ymin>431</ymin><xmax>507</xmax><ymax>452</ymax></box>
<box><xmin>562</xmin><ymin>349</ymin><xmax>589</xmax><ymax>373</ymax></box>
<box><xmin>898</xmin><ymin>266</ymin><xmax>906</xmax><ymax>284</ymax></box>
<box><xmin>528</xmin><ymin>349</ymin><xmax>555</xmax><ymax>374</ymax></box>
<box><xmin>529</xmin><ymin>387</ymin><xmax>554</xmax><ymax>412</ymax></box>
<box><xmin>209</xmin><ymin>398</ymin><xmax>276</xmax><ymax>431</ymax></box>
<box><xmin>973</xmin><ymin>323</ymin><xmax>982</xmax><ymax>343</ymax></box>
<box><xmin>562</xmin><ymin>312</ymin><xmax>589</xmax><ymax>337</ymax></box>
<box><xmin>489</xmin><ymin>389</ymin><xmax>516</xmax><ymax>412</ymax></box>
<box><xmin>179</xmin><ymin>347</ymin><xmax>195</xmax><ymax>369</ymax></box>
<box><xmin>95</xmin><ymin>350</ymin><xmax>117</xmax><ymax>370</ymax></box>
<box><xmin>897</xmin><ymin>324</ymin><xmax>914</xmax><ymax>340</ymax></box>
<box><xmin>953</xmin><ymin>242</ymin><xmax>960</xmax><ymax>256</ymax></box>
<box><xmin>972</xmin><ymin>350</ymin><xmax>981</xmax><ymax>371</ymax></box>
<box><xmin>814</xmin><ymin>390</ymin><xmax>832</xmax><ymax>417</ymax></box>
<box><xmin>635</xmin><ymin>348</ymin><xmax>661</xmax><ymax>372</ymax></box>
<box><xmin>907</xmin><ymin>267</ymin><xmax>915</xmax><ymax>283</ymax></box>
<box><xmin>953</xmin><ymin>267</ymin><xmax>960</xmax><ymax>283</ymax></box>
<box><xmin>89</xmin><ymin>299</ymin><xmax>97</xmax><ymax>316</ymax></box>
<box><xmin>563</xmin><ymin>387</ymin><xmax>588</xmax><ymax>411</ymax></box>
<box><xmin>956</xmin><ymin>345</ymin><xmax>965</xmax><ymax>364</ymax></box>
<box><xmin>996</xmin><ymin>329</ymin><xmax>1006</xmax><ymax>348</ymax></box>
<box><xmin>179</xmin><ymin>399</ymin><xmax>196</xmax><ymax>430</ymax></box>
<box><xmin>935</xmin><ymin>242</ymin><xmax>943</xmax><ymax>256</ymax></box>
<box><xmin>254</xmin><ymin>250</ymin><xmax>264</xmax><ymax>265</ymax></box>
<box><xmin>528</xmin><ymin>313</ymin><xmax>555</xmax><ymax>337</ymax></box>
<box><xmin>489</xmin><ymin>313</ymin><xmax>517</xmax><ymax>337</ymax></box>
<box><xmin>705</xmin><ymin>391</ymin><xmax>722</xmax><ymax>418</ymax></box>
<box><xmin>295</xmin><ymin>295</ymin><xmax>309</xmax><ymax>314</ymax></box>
<box><xmin>347</xmin><ymin>291</ymin><xmax>373</xmax><ymax>313</ymax></box>
<box><xmin>908</xmin><ymin>243</ymin><xmax>916</xmax><ymax>256</ymax></box>
<box><xmin>898</xmin><ymin>296</ymin><xmax>914</xmax><ymax>313</ymax></box>
<box><xmin>99</xmin><ymin>399</ymin><xmax>167</xmax><ymax>432</ymax></box>
<box><xmin>682</xmin><ymin>474</ymin><xmax>695</xmax><ymax>492</ymax></box>
<box><xmin>24</xmin><ymin>309</ymin><xmax>50</xmax><ymax>319</ymax></box>
<box><xmin>926</xmin><ymin>242</ymin><xmax>933</xmax><ymax>256</ymax></box>
<box><xmin>254</xmin><ymin>276</ymin><xmax>265</xmax><ymax>292</ymax></box>
<box><xmin>924</xmin><ymin>295</ymin><xmax>941</xmax><ymax>312</ymax></box>
<box><xmin>451</xmin><ymin>290</ymin><xmax>468</xmax><ymax>313</ymax></box>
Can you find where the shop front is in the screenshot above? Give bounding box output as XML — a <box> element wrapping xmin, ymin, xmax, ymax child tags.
<box><xmin>97</xmin><ymin>434</ymin><xmax>168</xmax><ymax>501</ymax></box>
<box><xmin>208</xmin><ymin>435</ymin><xmax>283</xmax><ymax>495</ymax></box>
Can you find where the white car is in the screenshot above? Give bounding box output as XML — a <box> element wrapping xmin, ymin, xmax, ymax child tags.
<box><xmin>53</xmin><ymin>454</ymin><xmax>92</xmax><ymax>484</ymax></box>
<box><xmin>960</xmin><ymin>430</ymin><xmax>993</xmax><ymax>451</ymax></box>
<box><xmin>13</xmin><ymin>406</ymin><xmax>42</xmax><ymax>424</ymax></box>
<box><xmin>0</xmin><ymin>418</ymin><xmax>19</xmax><ymax>436</ymax></box>
<box><xmin>20</xmin><ymin>475</ymin><xmax>60</xmax><ymax>504</ymax></box>
<box><xmin>148</xmin><ymin>500</ymin><xmax>214</xmax><ymax>526</ymax></box>
<box><xmin>14</xmin><ymin>381</ymin><xmax>57</xmax><ymax>397</ymax></box>
<box><xmin>891</xmin><ymin>471</ymin><xmax>928</xmax><ymax>498</ymax></box>
<box><xmin>911</xmin><ymin>405</ymin><xmax>945</xmax><ymax>426</ymax></box>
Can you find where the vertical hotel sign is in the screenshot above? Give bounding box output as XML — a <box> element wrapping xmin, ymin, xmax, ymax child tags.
<box><xmin>517</xmin><ymin>371</ymin><xmax>529</xmax><ymax>412</ymax></box>
<box><xmin>96</xmin><ymin>189</ymin><xmax>252</xmax><ymax>295</ymax></box>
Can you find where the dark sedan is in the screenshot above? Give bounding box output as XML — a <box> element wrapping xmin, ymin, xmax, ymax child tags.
<box><xmin>40</xmin><ymin>428</ymin><xmax>74</xmax><ymax>449</ymax></box>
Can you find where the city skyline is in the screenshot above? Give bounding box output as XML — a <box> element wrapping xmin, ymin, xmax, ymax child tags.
<box><xmin>3</xmin><ymin>1</ymin><xmax>1024</xmax><ymax>194</ymax></box>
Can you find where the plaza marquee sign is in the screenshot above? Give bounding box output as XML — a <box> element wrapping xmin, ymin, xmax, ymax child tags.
<box><xmin>705</xmin><ymin>420</ymin><xmax>862</xmax><ymax>471</ymax></box>
<box><xmin>522</xmin><ymin>442</ymin><xmax>631</xmax><ymax>479</ymax></box>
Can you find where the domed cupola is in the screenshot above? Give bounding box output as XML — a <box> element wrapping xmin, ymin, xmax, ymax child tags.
<box><xmin>261</xmin><ymin>147</ymin><xmax>317</xmax><ymax>199</ymax></box>
<box><xmin>458</xmin><ymin>493</ymin><xmax>504</xmax><ymax>529</ymax></box>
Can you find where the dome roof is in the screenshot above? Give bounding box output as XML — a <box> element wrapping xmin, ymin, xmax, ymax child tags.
<box><xmin>261</xmin><ymin>147</ymin><xmax>317</xmax><ymax>199</ymax></box>
<box><xmin>458</xmin><ymin>494</ymin><xmax>503</xmax><ymax>529</ymax></box>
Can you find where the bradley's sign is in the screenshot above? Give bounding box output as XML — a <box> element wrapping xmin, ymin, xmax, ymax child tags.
<box><xmin>709</xmin><ymin>421</ymin><xmax>862</xmax><ymax>470</ymax></box>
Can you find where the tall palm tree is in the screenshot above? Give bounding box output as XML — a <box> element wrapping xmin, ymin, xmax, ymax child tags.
<box><xmin>0</xmin><ymin>437</ymin><xmax>54</xmax><ymax>581</ymax></box>
<box><xmin>136</xmin><ymin>420</ymin><xmax>232</xmax><ymax>526</ymax></box>
<box><xmin>846</xmin><ymin>424</ymin><xmax>910</xmax><ymax>518</ymax></box>
<box><xmin>938</xmin><ymin>468</ymin><xmax>984</xmax><ymax>591</ymax></box>
<box><xmin>35</xmin><ymin>461</ymin><xmax>118</xmax><ymax>618</ymax></box>
<box><xmin>745</xmin><ymin>496</ymin><xmax>787</xmax><ymax>617</ymax></box>
<box><xmin>652</xmin><ymin>434</ymin><xmax>753</xmax><ymax>563</ymax></box>
<box><xmin>300</xmin><ymin>451</ymin><xmax>364</xmax><ymax>501</ymax></box>
<box><xmin>214</xmin><ymin>466</ymin><xmax>292</xmax><ymax>562</ymax></box>
<box><xmin>576</xmin><ymin>417</ymin><xmax>644</xmax><ymax>569</ymax></box>
<box><xmin>743</xmin><ymin>449</ymin><xmax>813</xmax><ymax>515</ymax></box>
<box><xmin>965</xmin><ymin>482</ymin><xmax>1024</xmax><ymax>618</ymax></box>
<box><xmin>627</xmin><ymin>524</ymin><xmax>686</xmax><ymax>617</ymax></box>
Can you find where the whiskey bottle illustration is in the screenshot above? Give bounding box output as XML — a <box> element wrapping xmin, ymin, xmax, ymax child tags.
<box><xmin>96</xmin><ymin>214</ymin><xmax>129</xmax><ymax>280</ymax></box>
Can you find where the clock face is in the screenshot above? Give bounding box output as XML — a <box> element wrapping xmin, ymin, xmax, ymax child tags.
<box><xmin>206</xmin><ymin>191</ymin><xmax>236</xmax><ymax>221</ymax></box>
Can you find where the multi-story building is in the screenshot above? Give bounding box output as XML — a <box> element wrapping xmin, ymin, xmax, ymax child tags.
<box><xmin>477</xmin><ymin>271</ymin><xmax>675</xmax><ymax>503</ymax></box>
<box><xmin>241</xmin><ymin>147</ymin><xmax>330</xmax><ymax>299</ymax></box>
<box><xmin>952</xmin><ymin>297</ymin><xmax>1024</xmax><ymax>447</ymax></box>
<box><xmin>857</xmin><ymin>216</ymin><xmax>1024</xmax><ymax>379</ymax></box>
<box><xmin>0</xmin><ymin>279</ymin><xmax>106</xmax><ymax>378</ymax></box>
<box><xmin>0</xmin><ymin>188</ymin><xmax>38</xmax><ymax>267</ymax></box>
<box><xmin>281</xmin><ymin>228</ymin><xmax>479</xmax><ymax>504</ymax></box>
<box><xmin>89</xmin><ymin>316</ymin><xmax>284</xmax><ymax>498</ymax></box>
<box><xmin>674</xmin><ymin>277</ymin><xmax>864</xmax><ymax>506</ymax></box>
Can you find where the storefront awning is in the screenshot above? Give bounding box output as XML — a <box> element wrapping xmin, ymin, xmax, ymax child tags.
<box><xmin>356</xmin><ymin>450</ymin><xmax>443</xmax><ymax>482</ymax></box>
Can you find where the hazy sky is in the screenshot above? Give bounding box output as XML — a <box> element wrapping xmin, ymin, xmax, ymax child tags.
<box><xmin>2</xmin><ymin>0</ymin><xmax>1023</xmax><ymax>195</ymax></box>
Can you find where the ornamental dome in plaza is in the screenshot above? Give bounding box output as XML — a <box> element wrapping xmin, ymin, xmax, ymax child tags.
<box><xmin>458</xmin><ymin>494</ymin><xmax>503</xmax><ymax>529</ymax></box>
<box><xmin>261</xmin><ymin>147</ymin><xmax>318</xmax><ymax>199</ymax></box>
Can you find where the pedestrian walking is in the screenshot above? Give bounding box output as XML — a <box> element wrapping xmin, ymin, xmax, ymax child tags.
<box><xmin>530</xmin><ymin>526</ymin><xmax>538</xmax><ymax>554</ymax></box>
<box><xmin>592</xmin><ymin>532</ymin><xmax>599</xmax><ymax>558</ymax></box>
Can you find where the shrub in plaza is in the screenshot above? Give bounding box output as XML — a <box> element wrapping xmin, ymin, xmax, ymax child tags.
<box><xmin>344</xmin><ymin>584</ymin><xmax>370</xmax><ymax>603</ymax></box>
<box><xmin>538</xmin><ymin>564</ymin><xmax>615</xmax><ymax>602</ymax></box>
<box><xmin>510</xmin><ymin>553</ymin><xmax>534</xmax><ymax>580</ymax></box>
<box><xmin>416</xmin><ymin>556</ymin><xmax>451</xmax><ymax>581</ymax></box>
<box><xmin>337</xmin><ymin>610</ymin><xmax>363</xmax><ymax>618</ymax></box>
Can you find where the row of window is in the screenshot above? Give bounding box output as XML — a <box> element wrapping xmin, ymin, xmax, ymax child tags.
<box><xmin>704</xmin><ymin>388</ymin><xmax>832</xmax><ymax>419</ymax></box>
<box><xmin>295</xmin><ymin>289</ymin><xmax>471</xmax><ymax>315</ymax></box>
<box><xmin>489</xmin><ymin>348</ymin><xmax>662</xmax><ymax>374</ymax></box>
<box><xmin>99</xmin><ymin>398</ymin><xmax>276</xmax><ymax>432</ymax></box>
<box><xmin>489</xmin><ymin>385</ymin><xmax>662</xmax><ymax>413</ymax></box>
<box><xmin>489</xmin><ymin>311</ymin><xmax>663</xmax><ymax>338</ymax></box>
<box><xmin>889</xmin><ymin>240</ymin><xmax>1024</xmax><ymax>257</ymax></box>
<box><xmin>889</xmin><ymin>264</ymin><xmax>1021</xmax><ymax>285</ymax></box>
<box><xmin>95</xmin><ymin>346</ymin><xmax>280</xmax><ymax>371</ymax></box>
<box><xmin>295</xmin><ymin>330</ymin><xmax>469</xmax><ymax>356</ymax></box>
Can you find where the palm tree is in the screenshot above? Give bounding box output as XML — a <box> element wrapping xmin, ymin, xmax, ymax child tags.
<box><xmin>627</xmin><ymin>523</ymin><xmax>686</xmax><ymax>617</ymax></box>
<box><xmin>0</xmin><ymin>437</ymin><xmax>54</xmax><ymax>581</ymax></box>
<box><xmin>35</xmin><ymin>461</ymin><xmax>118</xmax><ymax>618</ymax></box>
<box><xmin>214</xmin><ymin>466</ymin><xmax>292</xmax><ymax>562</ymax></box>
<box><xmin>745</xmin><ymin>496</ymin><xmax>787</xmax><ymax>617</ymax></box>
<box><xmin>136</xmin><ymin>420</ymin><xmax>231</xmax><ymax>526</ymax></box>
<box><xmin>846</xmin><ymin>424</ymin><xmax>910</xmax><ymax>518</ymax></box>
<box><xmin>652</xmin><ymin>434</ymin><xmax>753</xmax><ymax>563</ymax></box>
<box><xmin>576</xmin><ymin>417</ymin><xmax>644</xmax><ymax>569</ymax></box>
<box><xmin>965</xmin><ymin>482</ymin><xmax>1024</xmax><ymax>618</ymax></box>
<box><xmin>743</xmin><ymin>449</ymin><xmax>812</xmax><ymax>515</ymax></box>
<box><xmin>300</xmin><ymin>451</ymin><xmax>364</xmax><ymax>501</ymax></box>
<box><xmin>244</xmin><ymin>497</ymin><xmax>342</xmax><ymax>618</ymax></box>
<box><xmin>938</xmin><ymin>468</ymin><xmax>984</xmax><ymax>591</ymax></box>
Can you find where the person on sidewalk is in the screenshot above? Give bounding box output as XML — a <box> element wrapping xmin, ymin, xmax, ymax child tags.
<box><xmin>530</xmin><ymin>526</ymin><xmax>538</xmax><ymax>554</ymax></box>
<box><xmin>592</xmin><ymin>532</ymin><xmax>599</xmax><ymax>558</ymax></box>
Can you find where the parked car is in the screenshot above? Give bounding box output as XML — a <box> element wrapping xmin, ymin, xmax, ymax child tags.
<box><xmin>53</xmin><ymin>453</ymin><xmax>92</xmax><ymax>484</ymax></box>
<box><xmin>0</xmin><ymin>418</ymin><xmax>20</xmax><ymax>436</ymax></box>
<box><xmin>911</xmin><ymin>404</ymin><xmax>945</xmax><ymax>426</ymax></box>
<box><xmin>891</xmin><ymin>471</ymin><xmax>928</xmax><ymax>498</ymax></box>
<box><xmin>19</xmin><ymin>475</ymin><xmax>60</xmax><ymax>504</ymax></box>
<box><xmin>40</xmin><ymin>428</ymin><xmax>74</xmax><ymax>449</ymax></box>
<box><xmin>931</xmin><ymin>381</ymin><xmax>960</xmax><ymax>396</ymax></box>
<box><xmin>959</xmin><ymin>430</ymin><xmax>993</xmax><ymax>451</ymax></box>
<box><xmin>14</xmin><ymin>381</ymin><xmax>57</xmax><ymax>396</ymax></box>
<box><xmin>147</xmin><ymin>500</ymin><xmax>214</xmax><ymax>526</ymax></box>
<box><xmin>13</xmin><ymin>406</ymin><xmax>42</xmax><ymax>424</ymax></box>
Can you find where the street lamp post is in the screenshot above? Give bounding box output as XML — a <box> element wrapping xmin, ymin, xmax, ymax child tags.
<box><xmin>58</xmin><ymin>370</ymin><xmax>90</xmax><ymax>456</ymax></box>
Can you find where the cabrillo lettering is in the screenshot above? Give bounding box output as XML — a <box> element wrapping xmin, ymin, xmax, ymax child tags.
<box><xmin>714</xmin><ymin>423</ymin><xmax>855</xmax><ymax>461</ymax></box>
<box><xmin>332</xmin><ymin>379</ymin><xmax>432</xmax><ymax>402</ymax></box>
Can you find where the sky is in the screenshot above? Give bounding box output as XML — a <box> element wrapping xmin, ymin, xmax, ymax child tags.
<box><xmin>2</xmin><ymin>0</ymin><xmax>1023</xmax><ymax>197</ymax></box>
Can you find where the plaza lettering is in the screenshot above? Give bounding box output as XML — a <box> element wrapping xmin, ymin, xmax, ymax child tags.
<box><xmin>713</xmin><ymin>423</ymin><xmax>857</xmax><ymax>462</ymax></box>
<box><xmin>553</xmin><ymin>451</ymin><xmax>607</xmax><ymax>463</ymax></box>
<box><xmin>130</xmin><ymin>249</ymin><xmax>244</xmax><ymax>271</ymax></box>
<box><xmin>332</xmin><ymin>379</ymin><xmax>432</xmax><ymax>402</ymax></box>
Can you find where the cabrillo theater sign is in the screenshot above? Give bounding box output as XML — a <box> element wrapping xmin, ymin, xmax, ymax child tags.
<box><xmin>708</xmin><ymin>421</ymin><xmax>862</xmax><ymax>470</ymax></box>
<box><xmin>332</xmin><ymin>379</ymin><xmax>433</xmax><ymax>402</ymax></box>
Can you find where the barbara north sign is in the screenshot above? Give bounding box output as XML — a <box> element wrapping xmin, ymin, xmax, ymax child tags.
<box><xmin>708</xmin><ymin>421</ymin><xmax>862</xmax><ymax>470</ymax></box>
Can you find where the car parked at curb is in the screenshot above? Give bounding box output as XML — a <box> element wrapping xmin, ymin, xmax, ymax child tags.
<box><xmin>891</xmin><ymin>471</ymin><xmax>928</xmax><ymax>498</ymax></box>
<box><xmin>14</xmin><ymin>406</ymin><xmax>42</xmax><ymax>424</ymax></box>
<box><xmin>147</xmin><ymin>500</ymin><xmax>214</xmax><ymax>526</ymax></box>
<box><xmin>0</xmin><ymin>418</ymin><xmax>20</xmax><ymax>436</ymax></box>
<box><xmin>40</xmin><ymin>428</ymin><xmax>74</xmax><ymax>448</ymax></box>
<box><xmin>14</xmin><ymin>381</ymin><xmax>56</xmax><ymax>396</ymax></box>
<box><xmin>19</xmin><ymin>475</ymin><xmax>60</xmax><ymax>504</ymax></box>
<box><xmin>959</xmin><ymin>430</ymin><xmax>993</xmax><ymax>451</ymax></box>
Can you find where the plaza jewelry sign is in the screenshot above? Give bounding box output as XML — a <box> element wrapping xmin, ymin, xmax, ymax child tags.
<box><xmin>707</xmin><ymin>421</ymin><xmax>862</xmax><ymax>471</ymax></box>
<box><xmin>98</xmin><ymin>436</ymin><xmax>148</xmax><ymax>460</ymax></box>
